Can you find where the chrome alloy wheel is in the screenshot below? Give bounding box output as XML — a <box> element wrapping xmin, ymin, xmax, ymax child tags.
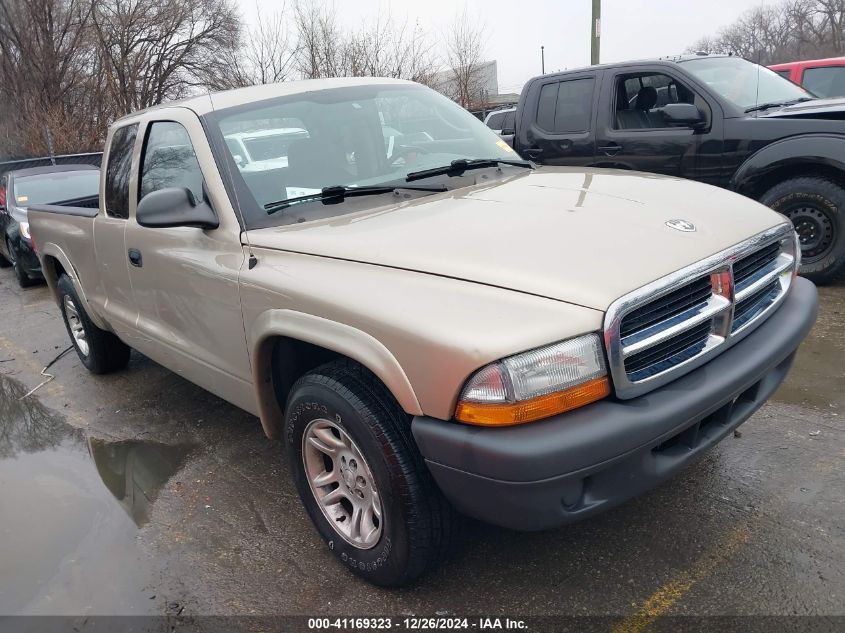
<box><xmin>63</xmin><ymin>295</ymin><xmax>90</xmax><ymax>357</ymax></box>
<box><xmin>302</xmin><ymin>418</ymin><xmax>383</xmax><ymax>549</ymax></box>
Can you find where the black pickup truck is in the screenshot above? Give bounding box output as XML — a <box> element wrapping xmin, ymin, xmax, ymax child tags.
<box><xmin>509</xmin><ymin>54</ymin><xmax>845</xmax><ymax>283</ymax></box>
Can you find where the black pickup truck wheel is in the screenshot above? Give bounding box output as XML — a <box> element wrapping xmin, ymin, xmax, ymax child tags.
<box><xmin>284</xmin><ymin>360</ymin><xmax>461</xmax><ymax>587</ymax></box>
<box><xmin>760</xmin><ymin>176</ymin><xmax>845</xmax><ymax>285</ymax></box>
<box><xmin>57</xmin><ymin>274</ymin><xmax>131</xmax><ymax>373</ymax></box>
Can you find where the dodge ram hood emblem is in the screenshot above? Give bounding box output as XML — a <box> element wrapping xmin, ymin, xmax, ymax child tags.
<box><xmin>666</xmin><ymin>219</ymin><xmax>696</xmax><ymax>232</ymax></box>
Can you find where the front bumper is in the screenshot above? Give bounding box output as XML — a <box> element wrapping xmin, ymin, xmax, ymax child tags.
<box><xmin>412</xmin><ymin>277</ymin><xmax>818</xmax><ymax>531</ymax></box>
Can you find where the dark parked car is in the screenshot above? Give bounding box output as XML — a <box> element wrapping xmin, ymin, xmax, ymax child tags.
<box><xmin>0</xmin><ymin>164</ymin><xmax>99</xmax><ymax>287</ymax></box>
<box><xmin>510</xmin><ymin>54</ymin><xmax>845</xmax><ymax>283</ymax></box>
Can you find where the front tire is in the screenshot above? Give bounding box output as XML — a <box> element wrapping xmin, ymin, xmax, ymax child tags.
<box><xmin>285</xmin><ymin>360</ymin><xmax>460</xmax><ymax>587</ymax></box>
<box><xmin>760</xmin><ymin>176</ymin><xmax>845</xmax><ymax>284</ymax></box>
<box><xmin>57</xmin><ymin>274</ymin><xmax>131</xmax><ymax>374</ymax></box>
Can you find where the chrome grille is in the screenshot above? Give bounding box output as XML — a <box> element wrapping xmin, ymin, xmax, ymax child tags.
<box><xmin>620</xmin><ymin>276</ymin><xmax>712</xmax><ymax>339</ymax></box>
<box><xmin>604</xmin><ymin>224</ymin><xmax>797</xmax><ymax>399</ymax></box>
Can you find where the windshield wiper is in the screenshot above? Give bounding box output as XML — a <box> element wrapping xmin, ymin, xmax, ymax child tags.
<box><xmin>745</xmin><ymin>97</ymin><xmax>814</xmax><ymax>113</ymax></box>
<box><xmin>405</xmin><ymin>158</ymin><xmax>533</xmax><ymax>182</ymax></box>
<box><xmin>265</xmin><ymin>184</ymin><xmax>447</xmax><ymax>215</ymax></box>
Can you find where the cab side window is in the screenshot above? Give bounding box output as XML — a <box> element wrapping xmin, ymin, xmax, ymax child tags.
<box><xmin>486</xmin><ymin>111</ymin><xmax>507</xmax><ymax>130</ymax></box>
<box><xmin>802</xmin><ymin>66</ymin><xmax>845</xmax><ymax>98</ymax></box>
<box><xmin>139</xmin><ymin>121</ymin><xmax>204</xmax><ymax>204</ymax></box>
<box><xmin>536</xmin><ymin>78</ymin><xmax>594</xmax><ymax>134</ymax></box>
<box><xmin>614</xmin><ymin>72</ymin><xmax>700</xmax><ymax>130</ymax></box>
<box><xmin>105</xmin><ymin>124</ymin><xmax>139</xmax><ymax>219</ymax></box>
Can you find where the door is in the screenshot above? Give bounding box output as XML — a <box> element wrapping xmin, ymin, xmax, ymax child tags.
<box><xmin>519</xmin><ymin>73</ymin><xmax>598</xmax><ymax>165</ymax></box>
<box><xmin>594</xmin><ymin>68</ymin><xmax>724</xmax><ymax>184</ymax></box>
<box><xmin>92</xmin><ymin>123</ymin><xmax>139</xmax><ymax>338</ymax></box>
<box><xmin>124</xmin><ymin>113</ymin><xmax>252</xmax><ymax>409</ymax></box>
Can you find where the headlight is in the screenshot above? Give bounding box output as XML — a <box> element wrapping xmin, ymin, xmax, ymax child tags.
<box><xmin>791</xmin><ymin>229</ymin><xmax>801</xmax><ymax>277</ymax></box>
<box><xmin>455</xmin><ymin>334</ymin><xmax>610</xmax><ymax>426</ymax></box>
<box><xmin>19</xmin><ymin>221</ymin><xmax>31</xmax><ymax>240</ymax></box>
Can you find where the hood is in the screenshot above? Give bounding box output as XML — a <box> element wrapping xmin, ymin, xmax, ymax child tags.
<box><xmin>760</xmin><ymin>97</ymin><xmax>845</xmax><ymax>119</ymax></box>
<box><xmin>247</xmin><ymin>168</ymin><xmax>785</xmax><ymax>311</ymax></box>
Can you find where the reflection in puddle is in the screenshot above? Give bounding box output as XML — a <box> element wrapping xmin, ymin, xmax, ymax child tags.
<box><xmin>88</xmin><ymin>438</ymin><xmax>191</xmax><ymax>527</ymax></box>
<box><xmin>0</xmin><ymin>373</ymin><xmax>81</xmax><ymax>458</ymax></box>
<box><xmin>0</xmin><ymin>373</ymin><xmax>194</xmax><ymax>615</ymax></box>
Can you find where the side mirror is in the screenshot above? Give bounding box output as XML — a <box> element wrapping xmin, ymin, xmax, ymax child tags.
<box><xmin>500</xmin><ymin>127</ymin><xmax>515</xmax><ymax>136</ymax></box>
<box><xmin>232</xmin><ymin>154</ymin><xmax>246</xmax><ymax>168</ymax></box>
<box><xmin>661</xmin><ymin>103</ymin><xmax>705</xmax><ymax>128</ymax></box>
<box><xmin>136</xmin><ymin>187</ymin><xmax>219</xmax><ymax>230</ymax></box>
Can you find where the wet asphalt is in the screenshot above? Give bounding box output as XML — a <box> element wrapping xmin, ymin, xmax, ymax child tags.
<box><xmin>0</xmin><ymin>270</ymin><xmax>842</xmax><ymax>624</ymax></box>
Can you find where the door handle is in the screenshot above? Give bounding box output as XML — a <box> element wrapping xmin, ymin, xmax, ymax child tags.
<box><xmin>128</xmin><ymin>248</ymin><xmax>143</xmax><ymax>268</ymax></box>
<box><xmin>599</xmin><ymin>143</ymin><xmax>622</xmax><ymax>156</ymax></box>
<box><xmin>523</xmin><ymin>148</ymin><xmax>543</xmax><ymax>159</ymax></box>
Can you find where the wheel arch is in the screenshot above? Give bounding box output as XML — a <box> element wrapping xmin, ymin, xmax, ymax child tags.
<box><xmin>732</xmin><ymin>134</ymin><xmax>845</xmax><ymax>199</ymax></box>
<box><xmin>250</xmin><ymin>310</ymin><xmax>423</xmax><ymax>439</ymax></box>
<box><xmin>39</xmin><ymin>243</ymin><xmax>109</xmax><ymax>330</ymax></box>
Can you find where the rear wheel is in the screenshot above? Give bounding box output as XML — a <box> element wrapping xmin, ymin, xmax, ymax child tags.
<box><xmin>6</xmin><ymin>238</ymin><xmax>36</xmax><ymax>288</ymax></box>
<box><xmin>57</xmin><ymin>274</ymin><xmax>131</xmax><ymax>374</ymax></box>
<box><xmin>760</xmin><ymin>176</ymin><xmax>845</xmax><ymax>284</ymax></box>
<box><xmin>285</xmin><ymin>360</ymin><xmax>461</xmax><ymax>587</ymax></box>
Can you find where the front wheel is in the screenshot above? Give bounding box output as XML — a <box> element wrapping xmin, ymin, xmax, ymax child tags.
<box><xmin>285</xmin><ymin>360</ymin><xmax>461</xmax><ymax>587</ymax></box>
<box><xmin>57</xmin><ymin>274</ymin><xmax>131</xmax><ymax>374</ymax></box>
<box><xmin>760</xmin><ymin>176</ymin><xmax>845</xmax><ymax>285</ymax></box>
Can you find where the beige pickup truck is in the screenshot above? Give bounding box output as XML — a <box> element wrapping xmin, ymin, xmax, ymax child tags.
<box><xmin>28</xmin><ymin>78</ymin><xmax>817</xmax><ymax>586</ymax></box>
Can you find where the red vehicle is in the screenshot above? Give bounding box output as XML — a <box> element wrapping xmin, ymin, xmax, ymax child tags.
<box><xmin>769</xmin><ymin>57</ymin><xmax>845</xmax><ymax>98</ymax></box>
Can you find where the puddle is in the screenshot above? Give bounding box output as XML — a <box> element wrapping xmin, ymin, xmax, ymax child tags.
<box><xmin>772</xmin><ymin>286</ymin><xmax>845</xmax><ymax>410</ymax></box>
<box><xmin>0</xmin><ymin>374</ymin><xmax>193</xmax><ymax>615</ymax></box>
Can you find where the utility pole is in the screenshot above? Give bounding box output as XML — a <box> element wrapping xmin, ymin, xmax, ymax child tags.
<box><xmin>541</xmin><ymin>45</ymin><xmax>545</xmax><ymax>74</ymax></box>
<box><xmin>591</xmin><ymin>0</ymin><xmax>601</xmax><ymax>65</ymax></box>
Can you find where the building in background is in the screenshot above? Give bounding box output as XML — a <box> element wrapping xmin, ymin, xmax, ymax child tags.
<box><xmin>432</xmin><ymin>60</ymin><xmax>519</xmax><ymax>117</ymax></box>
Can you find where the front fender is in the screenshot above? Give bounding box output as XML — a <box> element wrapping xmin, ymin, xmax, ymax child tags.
<box><xmin>732</xmin><ymin>134</ymin><xmax>845</xmax><ymax>196</ymax></box>
<box><xmin>37</xmin><ymin>242</ymin><xmax>109</xmax><ymax>331</ymax></box>
<box><xmin>250</xmin><ymin>309</ymin><xmax>423</xmax><ymax>439</ymax></box>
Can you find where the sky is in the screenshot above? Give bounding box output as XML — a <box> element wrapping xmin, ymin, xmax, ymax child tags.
<box><xmin>246</xmin><ymin>0</ymin><xmax>769</xmax><ymax>94</ymax></box>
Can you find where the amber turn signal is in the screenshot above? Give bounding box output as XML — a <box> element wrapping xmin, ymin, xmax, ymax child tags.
<box><xmin>455</xmin><ymin>376</ymin><xmax>611</xmax><ymax>427</ymax></box>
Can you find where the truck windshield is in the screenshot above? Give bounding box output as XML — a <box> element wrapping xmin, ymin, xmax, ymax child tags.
<box><xmin>206</xmin><ymin>83</ymin><xmax>517</xmax><ymax>228</ymax></box>
<box><xmin>679</xmin><ymin>56</ymin><xmax>813</xmax><ymax>110</ymax></box>
<box><xmin>13</xmin><ymin>170</ymin><xmax>99</xmax><ymax>207</ymax></box>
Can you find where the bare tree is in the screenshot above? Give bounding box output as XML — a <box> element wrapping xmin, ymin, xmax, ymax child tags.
<box><xmin>441</xmin><ymin>7</ymin><xmax>488</xmax><ymax>109</ymax></box>
<box><xmin>690</xmin><ymin>0</ymin><xmax>845</xmax><ymax>65</ymax></box>
<box><xmin>0</xmin><ymin>0</ymin><xmax>102</xmax><ymax>156</ymax></box>
<box><xmin>206</xmin><ymin>1</ymin><xmax>299</xmax><ymax>90</ymax></box>
<box><xmin>90</xmin><ymin>0</ymin><xmax>241</xmax><ymax>114</ymax></box>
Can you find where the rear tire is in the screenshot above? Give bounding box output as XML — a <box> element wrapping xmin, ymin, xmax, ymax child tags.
<box><xmin>285</xmin><ymin>360</ymin><xmax>462</xmax><ymax>587</ymax></box>
<box><xmin>57</xmin><ymin>274</ymin><xmax>131</xmax><ymax>374</ymax></box>
<box><xmin>6</xmin><ymin>238</ymin><xmax>35</xmax><ymax>288</ymax></box>
<box><xmin>760</xmin><ymin>176</ymin><xmax>845</xmax><ymax>285</ymax></box>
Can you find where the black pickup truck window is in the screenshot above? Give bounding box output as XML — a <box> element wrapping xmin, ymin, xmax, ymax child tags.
<box><xmin>105</xmin><ymin>124</ymin><xmax>138</xmax><ymax>219</ymax></box>
<box><xmin>536</xmin><ymin>78</ymin><xmax>594</xmax><ymax>134</ymax></box>
<box><xmin>614</xmin><ymin>73</ymin><xmax>696</xmax><ymax>130</ymax></box>
<box><xmin>139</xmin><ymin>121</ymin><xmax>204</xmax><ymax>203</ymax></box>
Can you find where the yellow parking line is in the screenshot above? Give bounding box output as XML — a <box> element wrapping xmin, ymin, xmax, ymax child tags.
<box><xmin>611</xmin><ymin>523</ymin><xmax>750</xmax><ymax>633</ymax></box>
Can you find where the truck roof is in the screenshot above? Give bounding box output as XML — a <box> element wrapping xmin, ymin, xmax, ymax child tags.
<box><xmin>113</xmin><ymin>77</ymin><xmax>416</xmax><ymax>124</ymax></box>
<box><xmin>528</xmin><ymin>53</ymin><xmax>732</xmax><ymax>81</ymax></box>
